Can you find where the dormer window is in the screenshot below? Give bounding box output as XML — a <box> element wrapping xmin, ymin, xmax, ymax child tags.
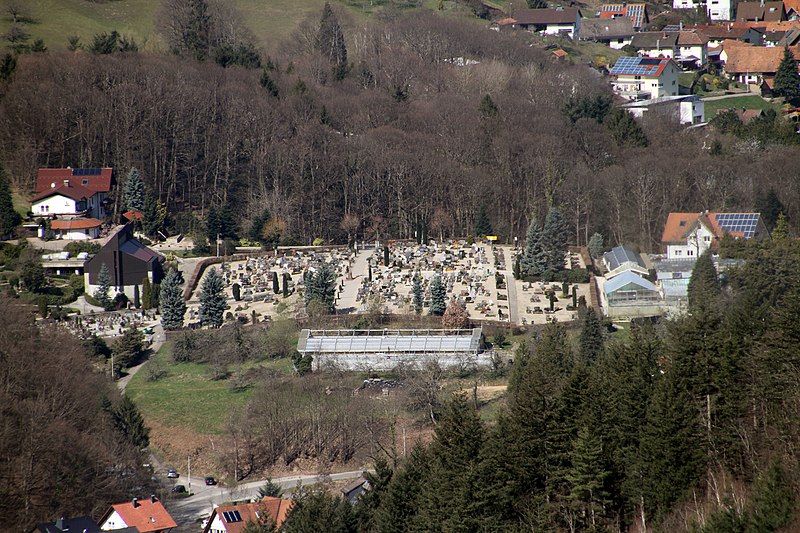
<box><xmin>82</xmin><ymin>178</ymin><xmax>89</xmax><ymax>185</ymax></box>
<box><xmin>679</xmin><ymin>220</ymin><xmax>687</xmax><ymax>226</ymax></box>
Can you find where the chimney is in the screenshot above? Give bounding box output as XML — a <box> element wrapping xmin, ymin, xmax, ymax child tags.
<box><xmin>150</xmin><ymin>494</ymin><xmax>157</xmax><ymax>503</ymax></box>
<box><xmin>132</xmin><ymin>497</ymin><xmax>139</xmax><ymax>508</ymax></box>
<box><xmin>66</xmin><ymin>166</ymin><xmax>72</xmax><ymax>170</ymax></box>
<box><xmin>63</xmin><ymin>179</ymin><xmax>70</xmax><ymax>187</ymax></box>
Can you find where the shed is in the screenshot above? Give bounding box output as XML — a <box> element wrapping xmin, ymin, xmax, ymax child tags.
<box><xmin>602</xmin><ymin>246</ymin><xmax>648</xmax><ymax>279</ymax></box>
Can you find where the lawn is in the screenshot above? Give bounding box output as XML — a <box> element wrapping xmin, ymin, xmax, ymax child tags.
<box><xmin>126</xmin><ymin>342</ymin><xmax>293</xmax><ymax>436</ymax></box>
<box><xmin>702</xmin><ymin>94</ymin><xmax>779</xmax><ymax>119</ymax></box>
<box><xmin>12</xmin><ymin>190</ymin><xmax>28</xmax><ymax>218</ymax></box>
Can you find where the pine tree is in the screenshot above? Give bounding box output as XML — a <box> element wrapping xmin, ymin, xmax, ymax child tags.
<box><xmin>122</xmin><ymin>167</ymin><xmax>144</xmax><ymax>212</ymax></box>
<box><xmin>772</xmin><ymin>212</ymin><xmax>790</xmax><ymax>242</ymax></box>
<box><xmin>478</xmin><ymin>94</ymin><xmax>499</xmax><ymax>119</ymax></box>
<box><xmin>520</xmin><ymin>214</ymin><xmax>547</xmax><ymax>278</ymax></box>
<box><xmin>375</xmin><ymin>445</ymin><xmax>430</xmax><ymax>531</ymax></box>
<box><xmin>429</xmin><ymin>274</ymin><xmax>446</xmax><ymax>316</ymax></box>
<box><xmin>112</xmin><ymin>394</ymin><xmax>150</xmax><ymax>449</ymax></box>
<box><xmin>687</xmin><ymin>251</ymin><xmax>720</xmax><ymax>313</ymax></box>
<box><xmin>354</xmin><ymin>457</ymin><xmax>393</xmax><ymax>532</ymax></box>
<box><xmin>304</xmin><ymin>263</ymin><xmax>336</xmax><ymax>314</ymax></box>
<box><xmin>474</xmin><ymin>204</ymin><xmax>493</xmax><ymax>237</ymax></box>
<box><xmin>257</xmin><ymin>478</ymin><xmax>284</xmax><ymax>498</ymax></box>
<box><xmin>0</xmin><ymin>165</ymin><xmax>21</xmax><ymax>237</ymax></box>
<box><xmin>578</xmin><ymin>308</ymin><xmax>604</xmax><ymax>364</ymax></box>
<box><xmin>199</xmin><ymin>267</ymin><xmax>226</xmax><ymax>327</ymax></box>
<box><xmin>588</xmin><ymin>232</ymin><xmax>604</xmax><ymax>259</ymax></box>
<box><xmin>566</xmin><ymin>426</ymin><xmax>612</xmax><ymax>529</ymax></box>
<box><xmin>541</xmin><ymin>206</ymin><xmax>570</xmax><ymax>273</ymax></box>
<box><xmin>747</xmin><ymin>460</ymin><xmax>794</xmax><ymax>531</ymax></box>
<box><xmin>272</xmin><ymin>271</ymin><xmax>279</xmax><ymax>294</ymax></box>
<box><xmin>260</xmin><ymin>69</ymin><xmax>279</xmax><ymax>98</ymax></box>
<box><xmin>755</xmin><ymin>188</ymin><xmax>786</xmax><ymax>231</ymax></box>
<box><xmin>316</xmin><ymin>3</ymin><xmax>348</xmax><ymax>80</ymax></box>
<box><xmin>94</xmin><ymin>263</ymin><xmax>112</xmax><ymax>309</ymax></box>
<box><xmin>283</xmin><ymin>488</ymin><xmax>355</xmax><ymax>533</ymax></box>
<box><xmin>184</xmin><ymin>0</ymin><xmax>211</xmax><ymax>61</ymax></box>
<box><xmin>412</xmin><ymin>273</ymin><xmax>423</xmax><ymax>314</ymax></box>
<box><xmin>141</xmin><ymin>276</ymin><xmax>152</xmax><ymax>310</ymax></box>
<box><xmin>112</xmin><ymin>327</ymin><xmax>145</xmax><ymax>369</ymax></box>
<box><xmin>606</xmin><ymin>108</ymin><xmax>649</xmax><ymax>147</ymax></box>
<box><xmin>160</xmin><ymin>268</ymin><xmax>186</xmax><ymax>330</ymax></box>
<box><xmin>774</xmin><ymin>47</ymin><xmax>800</xmax><ymax>101</ymax></box>
<box><xmin>142</xmin><ymin>189</ymin><xmax>166</xmax><ymax>238</ymax></box>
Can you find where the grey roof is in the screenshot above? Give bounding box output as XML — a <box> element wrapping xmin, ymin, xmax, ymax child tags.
<box><xmin>581</xmin><ymin>18</ymin><xmax>635</xmax><ymax>40</ymax></box>
<box><xmin>298</xmin><ymin>328</ymin><xmax>482</xmax><ymax>355</ymax></box>
<box><xmin>604</xmin><ymin>270</ymin><xmax>659</xmax><ymax>294</ymax></box>
<box><xmin>512</xmin><ymin>7</ymin><xmax>581</xmax><ymax>25</ymax></box>
<box><xmin>35</xmin><ymin>517</ymin><xmax>101</xmax><ymax>533</ymax></box>
<box><xmin>603</xmin><ymin>245</ymin><xmax>645</xmax><ymax>271</ymax></box>
<box><xmin>631</xmin><ymin>31</ymin><xmax>679</xmax><ymax>48</ymax></box>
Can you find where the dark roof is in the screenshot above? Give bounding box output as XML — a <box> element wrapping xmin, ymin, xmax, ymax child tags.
<box><xmin>120</xmin><ymin>237</ymin><xmax>162</xmax><ymax>263</ymax></box>
<box><xmin>511</xmin><ymin>7</ymin><xmax>581</xmax><ymax>25</ymax></box>
<box><xmin>736</xmin><ymin>1</ymin><xmax>786</xmax><ymax>22</ymax></box>
<box><xmin>581</xmin><ymin>18</ymin><xmax>635</xmax><ymax>40</ymax></box>
<box><xmin>35</xmin><ymin>516</ymin><xmax>101</xmax><ymax>533</ymax></box>
<box><xmin>31</xmin><ymin>182</ymin><xmax>94</xmax><ymax>202</ymax></box>
<box><xmin>36</xmin><ymin>168</ymin><xmax>112</xmax><ymax>195</ymax></box>
<box><xmin>631</xmin><ymin>31</ymin><xmax>679</xmax><ymax>48</ymax></box>
<box><xmin>603</xmin><ymin>245</ymin><xmax>645</xmax><ymax>271</ymax></box>
<box><xmin>688</xmin><ymin>24</ymin><xmax>762</xmax><ymax>40</ymax></box>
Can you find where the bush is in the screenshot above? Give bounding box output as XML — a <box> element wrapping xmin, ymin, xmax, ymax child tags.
<box><xmin>64</xmin><ymin>241</ymin><xmax>100</xmax><ymax>255</ymax></box>
<box><xmin>145</xmin><ymin>360</ymin><xmax>167</xmax><ymax>382</ymax></box>
<box><xmin>566</xmin><ymin>268</ymin><xmax>590</xmax><ymax>283</ymax></box>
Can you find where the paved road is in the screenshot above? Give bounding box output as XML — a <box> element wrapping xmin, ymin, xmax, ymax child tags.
<box><xmin>503</xmin><ymin>249</ymin><xmax>518</xmax><ymax>324</ymax></box>
<box><xmin>336</xmin><ymin>249</ymin><xmax>370</xmax><ymax>313</ymax></box>
<box><xmin>166</xmin><ymin>470</ymin><xmax>368</xmax><ymax>526</ymax></box>
<box><xmin>701</xmin><ymin>92</ymin><xmax>757</xmax><ymax>101</ymax></box>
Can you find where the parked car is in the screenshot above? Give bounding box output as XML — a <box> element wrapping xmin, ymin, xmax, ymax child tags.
<box><xmin>166</xmin><ymin>468</ymin><xmax>179</xmax><ymax>478</ymax></box>
<box><xmin>171</xmin><ymin>484</ymin><xmax>186</xmax><ymax>493</ymax></box>
<box><xmin>205</xmin><ymin>476</ymin><xmax>217</xmax><ymax>486</ymax></box>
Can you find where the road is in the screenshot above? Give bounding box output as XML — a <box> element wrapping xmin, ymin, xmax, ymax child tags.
<box><xmin>503</xmin><ymin>249</ymin><xmax>519</xmax><ymax>324</ymax></box>
<box><xmin>117</xmin><ymin>323</ymin><xmax>166</xmax><ymax>391</ymax></box>
<box><xmin>336</xmin><ymin>249</ymin><xmax>370</xmax><ymax>313</ymax></box>
<box><xmin>166</xmin><ymin>470</ymin><xmax>368</xmax><ymax>526</ymax></box>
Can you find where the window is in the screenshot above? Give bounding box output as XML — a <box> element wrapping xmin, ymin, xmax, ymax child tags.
<box><xmin>704</xmin><ymin>236</ymin><xmax>711</xmax><ymax>242</ymax></box>
<box><xmin>688</xmin><ymin>250</ymin><xmax>694</xmax><ymax>256</ymax></box>
<box><xmin>82</xmin><ymin>178</ymin><xmax>89</xmax><ymax>185</ymax></box>
<box><xmin>673</xmin><ymin>272</ymin><xmax>683</xmax><ymax>279</ymax></box>
<box><xmin>222</xmin><ymin>510</ymin><xmax>243</xmax><ymax>523</ymax></box>
<box><xmin>675</xmin><ymin>250</ymin><xmax>683</xmax><ymax>256</ymax></box>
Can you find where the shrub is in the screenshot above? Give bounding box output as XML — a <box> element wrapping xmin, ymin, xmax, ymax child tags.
<box><xmin>64</xmin><ymin>241</ymin><xmax>100</xmax><ymax>255</ymax></box>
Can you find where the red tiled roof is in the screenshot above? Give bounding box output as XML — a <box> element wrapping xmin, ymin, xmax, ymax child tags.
<box><xmin>203</xmin><ymin>497</ymin><xmax>294</xmax><ymax>533</ymax></box>
<box><xmin>36</xmin><ymin>168</ymin><xmax>112</xmax><ymax>195</ymax></box>
<box><xmin>723</xmin><ymin>44</ymin><xmax>786</xmax><ymax>73</ymax></box>
<box><xmin>31</xmin><ymin>182</ymin><xmax>94</xmax><ymax>202</ymax></box>
<box><xmin>50</xmin><ymin>218</ymin><xmax>102</xmax><ymax>230</ymax></box>
<box><xmin>105</xmin><ymin>498</ymin><xmax>177</xmax><ymax>532</ymax></box>
<box><xmin>123</xmin><ymin>209</ymin><xmax>144</xmax><ymax>221</ymax></box>
<box><xmin>662</xmin><ymin>212</ymin><xmax>761</xmax><ymax>243</ymax></box>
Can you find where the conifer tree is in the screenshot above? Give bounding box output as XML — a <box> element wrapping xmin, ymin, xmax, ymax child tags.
<box><xmin>199</xmin><ymin>267</ymin><xmax>226</xmax><ymax>327</ymax></box>
<box><xmin>772</xmin><ymin>212</ymin><xmax>790</xmax><ymax>242</ymax></box>
<box><xmin>774</xmin><ymin>47</ymin><xmax>800</xmax><ymax>102</ymax></box>
<box><xmin>112</xmin><ymin>327</ymin><xmax>145</xmax><ymax>369</ymax></box>
<box><xmin>606</xmin><ymin>108</ymin><xmax>649</xmax><ymax>147</ymax></box>
<box><xmin>541</xmin><ymin>206</ymin><xmax>570</xmax><ymax>272</ymax></box>
<box><xmin>520</xmin><ymin>214</ymin><xmax>547</xmax><ymax>278</ymax></box>
<box><xmin>375</xmin><ymin>445</ymin><xmax>430</xmax><ymax>531</ymax></box>
<box><xmin>141</xmin><ymin>276</ymin><xmax>152</xmax><ymax>310</ymax></box>
<box><xmin>283</xmin><ymin>487</ymin><xmax>355</xmax><ymax>533</ymax></box>
<box><xmin>94</xmin><ymin>263</ymin><xmax>112</xmax><ymax>309</ymax></box>
<box><xmin>272</xmin><ymin>271</ymin><xmax>279</xmax><ymax>294</ymax></box>
<box><xmin>578</xmin><ymin>308</ymin><xmax>604</xmax><ymax>364</ymax></box>
<box><xmin>142</xmin><ymin>189</ymin><xmax>166</xmax><ymax>238</ymax></box>
<box><xmin>316</xmin><ymin>3</ymin><xmax>348</xmax><ymax>80</ymax></box>
<box><xmin>429</xmin><ymin>274</ymin><xmax>446</xmax><ymax>316</ymax></box>
<box><xmin>0</xmin><ymin>165</ymin><xmax>21</xmax><ymax>237</ymax></box>
<box><xmin>257</xmin><ymin>478</ymin><xmax>284</xmax><ymax>498</ymax></box>
<box><xmin>304</xmin><ymin>263</ymin><xmax>336</xmax><ymax>313</ymax></box>
<box><xmin>588</xmin><ymin>232</ymin><xmax>604</xmax><ymax>259</ymax></box>
<box><xmin>755</xmin><ymin>188</ymin><xmax>786</xmax><ymax>231</ymax></box>
<box><xmin>160</xmin><ymin>268</ymin><xmax>186</xmax><ymax>330</ymax></box>
<box><xmin>122</xmin><ymin>167</ymin><xmax>144</xmax><ymax>212</ymax></box>
<box><xmin>184</xmin><ymin>0</ymin><xmax>211</xmax><ymax>61</ymax></box>
<box><xmin>112</xmin><ymin>394</ymin><xmax>150</xmax><ymax>449</ymax></box>
<box><xmin>354</xmin><ymin>457</ymin><xmax>393</xmax><ymax>532</ymax></box>
<box><xmin>412</xmin><ymin>273</ymin><xmax>423</xmax><ymax>314</ymax></box>
<box><xmin>474</xmin><ymin>204</ymin><xmax>493</xmax><ymax>237</ymax></box>
<box><xmin>566</xmin><ymin>426</ymin><xmax>612</xmax><ymax>529</ymax></box>
<box><xmin>747</xmin><ymin>460</ymin><xmax>795</xmax><ymax>531</ymax></box>
<box><xmin>478</xmin><ymin>94</ymin><xmax>499</xmax><ymax>119</ymax></box>
<box><xmin>259</xmin><ymin>69</ymin><xmax>279</xmax><ymax>98</ymax></box>
<box><xmin>687</xmin><ymin>251</ymin><xmax>720</xmax><ymax>313</ymax></box>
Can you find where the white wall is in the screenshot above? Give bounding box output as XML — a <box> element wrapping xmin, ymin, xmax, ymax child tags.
<box><xmin>666</xmin><ymin>224</ymin><xmax>714</xmax><ymax>259</ymax></box>
<box><xmin>100</xmin><ymin>510</ymin><xmax>127</xmax><ymax>530</ymax></box>
<box><xmin>55</xmin><ymin>226</ymin><xmax>100</xmax><ymax>240</ymax></box>
<box><xmin>32</xmin><ymin>194</ymin><xmax>79</xmax><ymax>216</ymax></box>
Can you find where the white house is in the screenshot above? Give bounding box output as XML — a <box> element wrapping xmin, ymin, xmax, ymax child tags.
<box><xmin>673</xmin><ymin>0</ymin><xmax>734</xmax><ymax>21</ymax></box>
<box><xmin>49</xmin><ymin>218</ymin><xmax>102</xmax><ymax>240</ymax></box>
<box><xmin>620</xmin><ymin>94</ymin><xmax>705</xmax><ymax>125</ymax></box>
<box><xmin>661</xmin><ymin>211</ymin><xmax>768</xmax><ymax>260</ymax></box>
<box><xmin>497</xmin><ymin>8</ymin><xmax>583</xmax><ymax>39</ymax></box>
<box><xmin>202</xmin><ymin>497</ymin><xmax>294</xmax><ymax>533</ymax></box>
<box><xmin>580</xmin><ymin>18</ymin><xmax>635</xmax><ymax>49</ymax></box>
<box><xmin>33</xmin><ymin>167</ymin><xmax>112</xmax><ymax>219</ymax></box>
<box><xmin>609</xmin><ymin>56</ymin><xmax>681</xmax><ymax>100</ymax></box>
<box><xmin>630</xmin><ymin>31</ymin><xmax>708</xmax><ymax>67</ymax></box>
<box><xmin>100</xmin><ymin>496</ymin><xmax>176</xmax><ymax>533</ymax></box>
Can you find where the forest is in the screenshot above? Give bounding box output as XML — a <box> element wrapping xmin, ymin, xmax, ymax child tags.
<box><xmin>2</xmin><ymin>2</ymin><xmax>800</xmax><ymax>251</ymax></box>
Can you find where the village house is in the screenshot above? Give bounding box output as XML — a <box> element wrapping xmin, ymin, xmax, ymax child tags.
<box><xmin>598</xmin><ymin>3</ymin><xmax>649</xmax><ymax>30</ymax></box>
<box><xmin>630</xmin><ymin>30</ymin><xmax>709</xmax><ymax>68</ymax></box>
<box><xmin>203</xmin><ymin>497</ymin><xmax>294</xmax><ymax>533</ymax></box>
<box><xmin>673</xmin><ymin>0</ymin><xmax>734</xmax><ymax>21</ymax></box>
<box><xmin>496</xmin><ymin>7</ymin><xmax>583</xmax><ymax>39</ymax></box>
<box><xmin>580</xmin><ymin>18</ymin><xmax>635</xmax><ymax>48</ymax></box>
<box><xmin>687</xmin><ymin>23</ymin><xmax>764</xmax><ymax>46</ymax></box>
<box><xmin>99</xmin><ymin>496</ymin><xmax>177</xmax><ymax>533</ymax></box>
<box><xmin>49</xmin><ymin>218</ymin><xmax>103</xmax><ymax>240</ymax></box>
<box><xmin>32</xmin><ymin>167</ymin><xmax>112</xmax><ymax>219</ymax></box>
<box><xmin>736</xmin><ymin>1</ymin><xmax>786</xmax><ymax>22</ymax></box>
<box><xmin>609</xmin><ymin>56</ymin><xmax>681</xmax><ymax>100</ymax></box>
<box><xmin>84</xmin><ymin>223</ymin><xmax>164</xmax><ymax>301</ymax></box>
<box><xmin>721</xmin><ymin>43</ymin><xmax>788</xmax><ymax>92</ymax></box>
<box><xmin>620</xmin><ymin>94</ymin><xmax>705</xmax><ymax>125</ymax></box>
<box><xmin>661</xmin><ymin>211</ymin><xmax>768</xmax><ymax>260</ymax></box>
<box><xmin>602</xmin><ymin>245</ymin><xmax>649</xmax><ymax>279</ymax></box>
<box><xmin>35</xmin><ymin>516</ymin><xmax>103</xmax><ymax>533</ymax></box>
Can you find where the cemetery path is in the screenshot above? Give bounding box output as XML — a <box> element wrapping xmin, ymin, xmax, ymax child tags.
<box><xmin>503</xmin><ymin>249</ymin><xmax>519</xmax><ymax>324</ymax></box>
<box><xmin>337</xmin><ymin>249</ymin><xmax>371</xmax><ymax>313</ymax></box>
<box><xmin>117</xmin><ymin>323</ymin><xmax>166</xmax><ymax>391</ymax></box>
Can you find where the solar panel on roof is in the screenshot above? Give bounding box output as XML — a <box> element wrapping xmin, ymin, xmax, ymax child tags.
<box><xmin>715</xmin><ymin>213</ymin><xmax>760</xmax><ymax>238</ymax></box>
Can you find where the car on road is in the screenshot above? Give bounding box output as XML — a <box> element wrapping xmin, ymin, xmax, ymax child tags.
<box><xmin>166</xmin><ymin>468</ymin><xmax>179</xmax><ymax>478</ymax></box>
<box><xmin>171</xmin><ymin>484</ymin><xmax>186</xmax><ymax>493</ymax></box>
<box><xmin>204</xmin><ymin>476</ymin><xmax>217</xmax><ymax>486</ymax></box>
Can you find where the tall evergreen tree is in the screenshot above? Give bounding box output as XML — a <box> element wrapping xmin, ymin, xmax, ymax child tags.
<box><xmin>587</xmin><ymin>232</ymin><xmax>604</xmax><ymax>259</ymax></box>
<box><xmin>606</xmin><ymin>108</ymin><xmax>649</xmax><ymax>147</ymax></box>
<box><xmin>141</xmin><ymin>276</ymin><xmax>152</xmax><ymax>310</ymax></box>
<box><xmin>199</xmin><ymin>267</ymin><xmax>226</xmax><ymax>327</ymax></box>
<box><xmin>747</xmin><ymin>460</ymin><xmax>795</xmax><ymax>532</ymax></box>
<box><xmin>755</xmin><ymin>188</ymin><xmax>786</xmax><ymax>231</ymax></box>
<box><xmin>122</xmin><ymin>167</ymin><xmax>144</xmax><ymax>212</ymax></box>
<box><xmin>520</xmin><ymin>214</ymin><xmax>547</xmax><ymax>278</ymax></box>
<box><xmin>304</xmin><ymin>262</ymin><xmax>337</xmax><ymax>313</ymax></box>
<box><xmin>375</xmin><ymin>445</ymin><xmax>430</xmax><ymax>531</ymax></box>
<box><xmin>142</xmin><ymin>189</ymin><xmax>166</xmax><ymax>238</ymax></box>
<box><xmin>316</xmin><ymin>3</ymin><xmax>348</xmax><ymax>80</ymax></box>
<box><xmin>0</xmin><ymin>165</ymin><xmax>21</xmax><ymax>237</ymax></box>
<box><xmin>773</xmin><ymin>47</ymin><xmax>800</xmax><ymax>101</ymax></box>
<box><xmin>566</xmin><ymin>426</ymin><xmax>612</xmax><ymax>530</ymax></box>
<box><xmin>478</xmin><ymin>94</ymin><xmax>499</xmax><ymax>119</ymax></box>
<box><xmin>578</xmin><ymin>308</ymin><xmax>604</xmax><ymax>364</ymax></box>
<box><xmin>354</xmin><ymin>457</ymin><xmax>393</xmax><ymax>532</ymax></box>
<box><xmin>112</xmin><ymin>394</ymin><xmax>150</xmax><ymax>449</ymax></box>
<box><xmin>474</xmin><ymin>204</ymin><xmax>493</xmax><ymax>237</ymax></box>
<box><xmin>687</xmin><ymin>251</ymin><xmax>720</xmax><ymax>313</ymax></box>
<box><xmin>184</xmin><ymin>0</ymin><xmax>211</xmax><ymax>61</ymax></box>
<box><xmin>429</xmin><ymin>274</ymin><xmax>446</xmax><ymax>316</ymax></box>
<box><xmin>94</xmin><ymin>263</ymin><xmax>112</xmax><ymax>309</ymax></box>
<box><xmin>541</xmin><ymin>206</ymin><xmax>570</xmax><ymax>272</ymax></box>
<box><xmin>283</xmin><ymin>488</ymin><xmax>355</xmax><ymax>533</ymax></box>
<box><xmin>412</xmin><ymin>273</ymin><xmax>423</xmax><ymax>314</ymax></box>
<box><xmin>160</xmin><ymin>268</ymin><xmax>186</xmax><ymax>330</ymax></box>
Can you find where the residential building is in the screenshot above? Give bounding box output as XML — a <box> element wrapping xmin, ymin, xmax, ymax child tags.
<box><xmin>673</xmin><ymin>0</ymin><xmax>734</xmax><ymax>21</ymax></box>
<box><xmin>342</xmin><ymin>477</ymin><xmax>371</xmax><ymax>504</ymax></box>
<box><xmin>84</xmin><ymin>223</ymin><xmax>164</xmax><ymax>301</ymax></box>
<box><xmin>100</xmin><ymin>496</ymin><xmax>177</xmax><ymax>533</ymax></box>
<box><xmin>620</xmin><ymin>94</ymin><xmax>705</xmax><ymax>125</ymax></box>
<box><xmin>32</xmin><ymin>167</ymin><xmax>112</xmax><ymax>219</ymax></box>
<box><xmin>660</xmin><ymin>211</ymin><xmax>769</xmax><ymax>260</ymax></box>
<box><xmin>721</xmin><ymin>43</ymin><xmax>788</xmax><ymax>91</ymax></box>
<box><xmin>736</xmin><ymin>1</ymin><xmax>786</xmax><ymax>22</ymax></box>
<box><xmin>609</xmin><ymin>56</ymin><xmax>681</xmax><ymax>100</ymax></box>
<box><xmin>49</xmin><ymin>218</ymin><xmax>103</xmax><ymax>240</ymax></box>
<box><xmin>203</xmin><ymin>497</ymin><xmax>294</xmax><ymax>533</ymax></box>
<box><xmin>630</xmin><ymin>31</ymin><xmax>709</xmax><ymax>67</ymax></box>
<box><xmin>687</xmin><ymin>23</ymin><xmax>764</xmax><ymax>46</ymax></box>
<box><xmin>598</xmin><ymin>3</ymin><xmax>649</xmax><ymax>30</ymax></box>
<box><xmin>580</xmin><ymin>18</ymin><xmax>635</xmax><ymax>49</ymax></box>
<box><xmin>497</xmin><ymin>8</ymin><xmax>583</xmax><ymax>39</ymax></box>
<box><xmin>35</xmin><ymin>516</ymin><xmax>102</xmax><ymax>533</ymax></box>
<box><xmin>602</xmin><ymin>245</ymin><xmax>649</xmax><ymax>279</ymax></box>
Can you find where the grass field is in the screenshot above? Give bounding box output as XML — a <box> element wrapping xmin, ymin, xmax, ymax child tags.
<box><xmin>702</xmin><ymin>94</ymin><xmax>780</xmax><ymax>119</ymax></box>
<box><xmin>126</xmin><ymin>342</ymin><xmax>293</xmax><ymax>436</ymax></box>
<box><xmin>11</xmin><ymin>191</ymin><xmax>27</xmax><ymax>218</ymax></box>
